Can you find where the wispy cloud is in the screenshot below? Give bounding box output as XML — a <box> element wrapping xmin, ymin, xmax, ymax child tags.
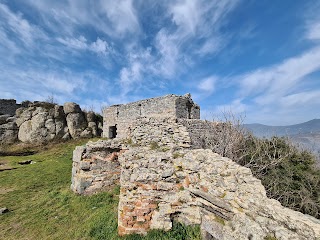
<box><xmin>238</xmin><ymin>46</ymin><xmax>320</xmax><ymax>105</ymax></box>
<box><xmin>198</xmin><ymin>76</ymin><xmax>217</xmax><ymax>94</ymax></box>
<box><xmin>0</xmin><ymin>3</ymin><xmax>47</xmax><ymax>46</ymax></box>
<box><xmin>306</xmin><ymin>16</ymin><xmax>320</xmax><ymax>41</ymax></box>
<box><xmin>57</xmin><ymin>36</ymin><xmax>109</xmax><ymax>55</ymax></box>
<box><xmin>24</xmin><ymin>0</ymin><xmax>140</xmax><ymax>39</ymax></box>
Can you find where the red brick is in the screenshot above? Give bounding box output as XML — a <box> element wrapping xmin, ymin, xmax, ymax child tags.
<box><xmin>118</xmin><ymin>226</ymin><xmax>126</xmax><ymax>236</ymax></box>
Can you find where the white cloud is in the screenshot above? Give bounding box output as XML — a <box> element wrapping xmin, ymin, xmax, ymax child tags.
<box><xmin>90</xmin><ymin>38</ymin><xmax>109</xmax><ymax>55</ymax></box>
<box><xmin>0</xmin><ymin>3</ymin><xmax>47</xmax><ymax>46</ymax></box>
<box><xmin>306</xmin><ymin>21</ymin><xmax>320</xmax><ymax>41</ymax></box>
<box><xmin>99</xmin><ymin>0</ymin><xmax>140</xmax><ymax>36</ymax></box>
<box><xmin>57</xmin><ymin>36</ymin><xmax>88</xmax><ymax>50</ymax></box>
<box><xmin>57</xmin><ymin>36</ymin><xmax>109</xmax><ymax>55</ymax></box>
<box><xmin>198</xmin><ymin>76</ymin><xmax>217</xmax><ymax>94</ymax></box>
<box><xmin>151</xmin><ymin>0</ymin><xmax>239</xmax><ymax>80</ymax></box>
<box><xmin>24</xmin><ymin>0</ymin><xmax>140</xmax><ymax>39</ymax></box>
<box><xmin>154</xmin><ymin>29</ymin><xmax>180</xmax><ymax>78</ymax></box>
<box><xmin>118</xmin><ymin>48</ymin><xmax>153</xmax><ymax>94</ymax></box>
<box><xmin>280</xmin><ymin>90</ymin><xmax>320</xmax><ymax>108</ymax></box>
<box><xmin>170</xmin><ymin>0</ymin><xmax>200</xmax><ymax>35</ymax></box>
<box><xmin>238</xmin><ymin>46</ymin><xmax>320</xmax><ymax>105</ymax></box>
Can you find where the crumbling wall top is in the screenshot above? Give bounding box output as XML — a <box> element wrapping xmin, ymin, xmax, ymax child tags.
<box><xmin>0</xmin><ymin>99</ymin><xmax>20</xmax><ymax>116</ymax></box>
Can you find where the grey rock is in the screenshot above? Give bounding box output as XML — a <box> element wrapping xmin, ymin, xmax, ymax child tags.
<box><xmin>0</xmin><ymin>114</ymin><xmax>10</xmax><ymax>124</ymax></box>
<box><xmin>63</xmin><ymin>102</ymin><xmax>81</xmax><ymax>114</ymax></box>
<box><xmin>0</xmin><ymin>207</ymin><xmax>9</xmax><ymax>214</ymax></box>
<box><xmin>54</xmin><ymin>105</ymin><xmax>65</xmax><ymax>119</ymax></box>
<box><xmin>18</xmin><ymin>160</ymin><xmax>32</xmax><ymax>165</ymax></box>
<box><xmin>66</xmin><ymin>113</ymin><xmax>87</xmax><ymax>139</ymax></box>
<box><xmin>80</xmin><ymin>128</ymin><xmax>93</xmax><ymax>138</ymax></box>
<box><xmin>86</xmin><ymin>111</ymin><xmax>96</xmax><ymax>122</ymax></box>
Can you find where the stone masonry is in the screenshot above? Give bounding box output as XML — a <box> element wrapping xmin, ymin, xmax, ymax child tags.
<box><xmin>71</xmin><ymin>94</ymin><xmax>320</xmax><ymax>239</ymax></box>
<box><xmin>103</xmin><ymin>93</ymin><xmax>200</xmax><ymax>139</ymax></box>
<box><xmin>0</xmin><ymin>99</ymin><xmax>21</xmax><ymax>116</ymax></box>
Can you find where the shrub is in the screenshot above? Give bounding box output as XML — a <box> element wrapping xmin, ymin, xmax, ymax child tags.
<box><xmin>204</xmin><ymin>112</ymin><xmax>320</xmax><ymax>219</ymax></box>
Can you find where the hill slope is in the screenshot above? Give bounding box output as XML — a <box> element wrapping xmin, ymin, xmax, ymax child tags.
<box><xmin>244</xmin><ymin>119</ymin><xmax>320</xmax><ymax>163</ymax></box>
<box><xmin>244</xmin><ymin>119</ymin><xmax>320</xmax><ymax>138</ymax></box>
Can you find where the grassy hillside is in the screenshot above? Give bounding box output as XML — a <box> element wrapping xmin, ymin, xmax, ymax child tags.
<box><xmin>0</xmin><ymin>139</ymin><xmax>200</xmax><ymax>240</ymax></box>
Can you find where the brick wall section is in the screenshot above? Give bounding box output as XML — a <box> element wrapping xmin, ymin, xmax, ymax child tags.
<box><xmin>0</xmin><ymin>99</ymin><xmax>20</xmax><ymax>116</ymax></box>
<box><xmin>118</xmin><ymin>149</ymin><xmax>198</xmax><ymax>236</ymax></box>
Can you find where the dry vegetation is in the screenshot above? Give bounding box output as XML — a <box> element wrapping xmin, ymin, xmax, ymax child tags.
<box><xmin>204</xmin><ymin>112</ymin><xmax>320</xmax><ymax>219</ymax></box>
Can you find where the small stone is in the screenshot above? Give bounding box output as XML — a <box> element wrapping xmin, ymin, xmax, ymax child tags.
<box><xmin>18</xmin><ymin>160</ymin><xmax>32</xmax><ymax>165</ymax></box>
<box><xmin>0</xmin><ymin>207</ymin><xmax>9</xmax><ymax>214</ymax></box>
<box><xmin>162</xmin><ymin>168</ymin><xmax>174</xmax><ymax>178</ymax></box>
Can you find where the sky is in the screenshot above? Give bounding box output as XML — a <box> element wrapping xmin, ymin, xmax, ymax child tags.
<box><xmin>0</xmin><ymin>0</ymin><xmax>320</xmax><ymax>125</ymax></box>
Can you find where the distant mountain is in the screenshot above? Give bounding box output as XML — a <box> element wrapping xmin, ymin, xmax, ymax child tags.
<box><xmin>244</xmin><ymin>119</ymin><xmax>320</xmax><ymax>138</ymax></box>
<box><xmin>244</xmin><ymin>119</ymin><xmax>320</xmax><ymax>165</ymax></box>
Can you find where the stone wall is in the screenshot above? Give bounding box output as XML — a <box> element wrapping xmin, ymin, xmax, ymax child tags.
<box><xmin>178</xmin><ymin>119</ymin><xmax>221</xmax><ymax>149</ymax></box>
<box><xmin>71</xmin><ymin>116</ymin><xmax>320</xmax><ymax>239</ymax></box>
<box><xmin>118</xmin><ymin>146</ymin><xmax>320</xmax><ymax>239</ymax></box>
<box><xmin>103</xmin><ymin>94</ymin><xmax>200</xmax><ymax>139</ymax></box>
<box><xmin>71</xmin><ymin>138</ymin><xmax>320</xmax><ymax>239</ymax></box>
<box><xmin>128</xmin><ymin>117</ymin><xmax>191</xmax><ymax>148</ymax></box>
<box><xmin>0</xmin><ymin>100</ymin><xmax>103</xmax><ymax>144</ymax></box>
<box><xmin>0</xmin><ymin>99</ymin><xmax>20</xmax><ymax>116</ymax></box>
<box><xmin>71</xmin><ymin>139</ymin><xmax>125</xmax><ymax>195</ymax></box>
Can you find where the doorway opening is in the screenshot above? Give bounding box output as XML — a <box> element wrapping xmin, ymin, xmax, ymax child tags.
<box><xmin>109</xmin><ymin>125</ymin><xmax>117</xmax><ymax>139</ymax></box>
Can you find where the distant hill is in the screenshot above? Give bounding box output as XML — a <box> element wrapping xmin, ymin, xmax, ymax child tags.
<box><xmin>244</xmin><ymin>119</ymin><xmax>320</xmax><ymax>138</ymax></box>
<box><xmin>244</xmin><ymin>119</ymin><xmax>320</xmax><ymax>164</ymax></box>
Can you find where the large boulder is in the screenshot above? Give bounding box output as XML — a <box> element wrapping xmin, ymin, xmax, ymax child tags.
<box><xmin>66</xmin><ymin>113</ymin><xmax>87</xmax><ymax>139</ymax></box>
<box><xmin>63</xmin><ymin>102</ymin><xmax>81</xmax><ymax>114</ymax></box>
<box><xmin>0</xmin><ymin>100</ymin><xmax>102</xmax><ymax>145</ymax></box>
<box><xmin>0</xmin><ymin>119</ymin><xmax>18</xmax><ymax>143</ymax></box>
<box><xmin>17</xmin><ymin>105</ymin><xmax>68</xmax><ymax>143</ymax></box>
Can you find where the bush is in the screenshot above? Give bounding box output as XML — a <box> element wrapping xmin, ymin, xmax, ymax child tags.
<box><xmin>204</xmin><ymin>113</ymin><xmax>320</xmax><ymax>219</ymax></box>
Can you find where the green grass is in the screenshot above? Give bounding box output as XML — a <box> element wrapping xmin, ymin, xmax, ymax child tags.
<box><xmin>0</xmin><ymin>139</ymin><xmax>201</xmax><ymax>240</ymax></box>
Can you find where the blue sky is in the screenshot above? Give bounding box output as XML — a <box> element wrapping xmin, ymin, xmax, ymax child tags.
<box><xmin>0</xmin><ymin>0</ymin><xmax>320</xmax><ymax>125</ymax></box>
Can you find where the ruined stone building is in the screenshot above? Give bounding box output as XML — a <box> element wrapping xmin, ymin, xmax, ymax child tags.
<box><xmin>103</xmin><ymin>94</ymin><xmax>200</xmax><ymax>139</ymax></box>
<box><xmin>0</xmin><ymin>99</ymin><xmax>21</xmax><ymax>116</ymax></box>
<box><xmin>71</xmin><ymin>94</ymin><xmax>320</xmax><ymax>240</ymax></box>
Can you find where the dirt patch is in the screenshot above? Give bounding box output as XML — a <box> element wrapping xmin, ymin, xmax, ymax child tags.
<box><xmin>0</xmin><ymin>187</ymin><xmax>15</xmax><ymax>194</ymax></box>
<box><xmin>0</xmin><ymin>150</ymin><xmax>37</xmax><ymax>156</ymax></box>
<box><xmin>0</xmin><ymin>159</ymin><xmax>17</xmax><ymax>172</ymax></box>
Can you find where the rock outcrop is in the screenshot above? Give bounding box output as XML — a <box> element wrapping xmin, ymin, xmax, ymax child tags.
<box><xmin>0</xmin><ymin>100</ymin><xmax>103</xmax><ymax>144</ymax></box>
<box><xmin>0</xmin><ymin>114</ymin><xmax>18</xmax><ymax>143</ymax></box>
<box><xmin>16</xmin><ymin>102</ymin><xmax>69</xmax><ymax>143</ymax></box>
<box><xmin>71</xmin><ymin>117</ymin><xmax>320</xmax><ymax>240</ymax></box>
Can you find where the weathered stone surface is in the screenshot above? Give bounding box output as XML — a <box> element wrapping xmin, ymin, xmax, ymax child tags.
<box><xmin>0</xmin><ymin>114</ymin><xmax>10</xmax><ymax>124</ymax></box>
<box><xmin>17</xmin><ymin>109</ymin><xmax>58</xmax><ymax>143</ymax></box>
<box><xmin>103</xmin><ymin>94</ymin><xmax>200</xmax><ymax>139</ymax></box>
<box><xmin>0</xmin><ymin>116</ymin><xmax>18</xmax><ymax>143</ymax></box>
<box><xmin>71</xmin><ymin>139</ymin><xmax>126</xmax><ymax>195</ymax></box>
<box><xmin>86</xmin><ymin>111</ymin><xmax>96</xmax><ymax>122</ymax></box>
<box><xmin>66</xmin><ymin>113</ymin><xmax>87</xmax><ymax>139</ymax></box>
<box><xmin>63</xmin><ymin>102</ymin><xmax>81</xmax><ymax>114</ymax></box>
<box><xmin>71</xmin><ymin>114</ymin><xmax>320</xmax><ymax>239</ymax></box>
<box><xmin>0</xmin><ymin>99</ymin><xmax>19</xmax><ymax>116</ymax></box>
<box><xmin>116</xmin><ymin>145</ymin><xmax>320</xmax><ymax>239</ymax></box>
<box><xmin>0</xmin><ymin>99</ymin><xmax>103</xmax><ymax>144</ymax></box>
<box><xmin>0</xmin><ymin>207</ymin><xmax>9</xmax><ymax>214</ymax></box>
